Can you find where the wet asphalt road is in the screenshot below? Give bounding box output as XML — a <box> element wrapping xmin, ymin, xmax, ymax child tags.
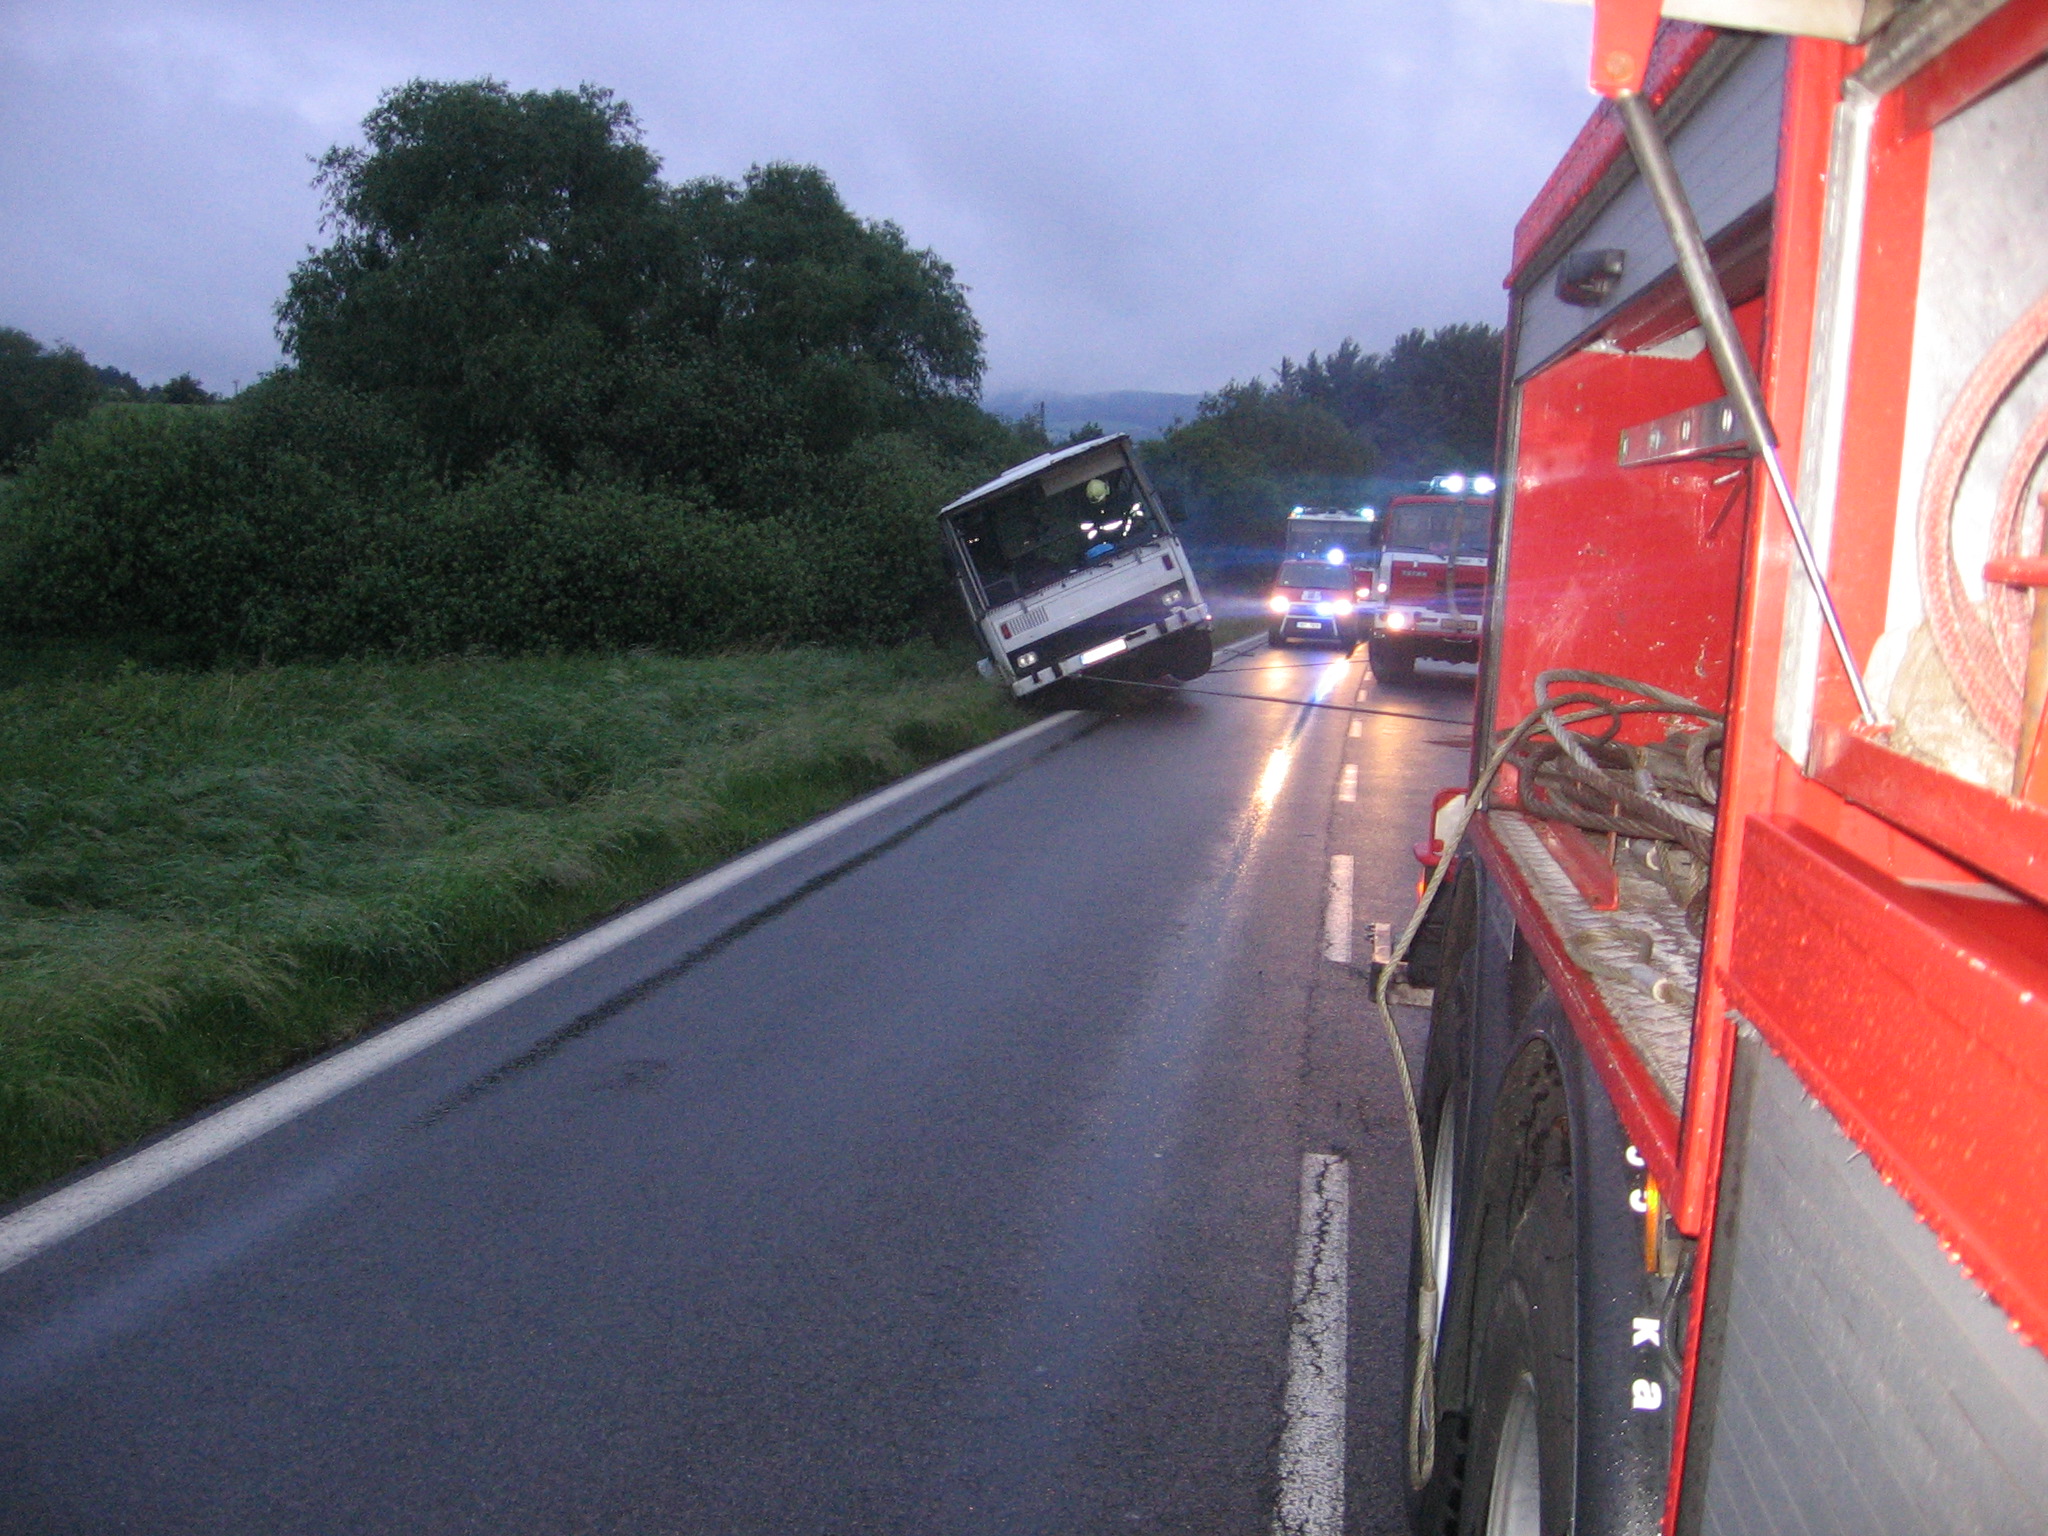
<box><xmin>0</xmin><ymin>637</ymin><xmax>1474</xmax><ymax>1536</ymax></box>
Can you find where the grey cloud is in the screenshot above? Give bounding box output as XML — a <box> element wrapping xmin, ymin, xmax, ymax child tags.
<box><xmin>0</xmin><ymin>0</ymin><xmax>1595</xmax><ymax>396</ymax></box>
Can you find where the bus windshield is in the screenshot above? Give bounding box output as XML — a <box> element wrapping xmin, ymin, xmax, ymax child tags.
<box><xmin>1386</xmin><ymin>501</ymin><xmax>1493</xmax><ymax>557</ymax></box>
<box><xmin>955</xmin><ymin>466</ymin><xmax>1162</xmax><ymax>606</ymax></box>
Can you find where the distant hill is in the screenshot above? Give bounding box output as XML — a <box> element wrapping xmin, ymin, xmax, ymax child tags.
<box><xmin>982</xmin><ymin>389</ymin><xmax>1202</xmax><ymax>442</ymax></box>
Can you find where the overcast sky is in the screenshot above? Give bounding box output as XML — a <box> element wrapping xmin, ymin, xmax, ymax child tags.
<box><xmin>1</xmin><ymin>0</ymin><xmax>1596</xmax><ymax>398</ymax></box>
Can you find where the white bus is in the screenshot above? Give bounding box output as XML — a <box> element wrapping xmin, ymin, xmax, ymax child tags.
<box><xmin>939</xmin><ymin>435</ymin><xmax>1212</xmax><ymax>697</ymax></box>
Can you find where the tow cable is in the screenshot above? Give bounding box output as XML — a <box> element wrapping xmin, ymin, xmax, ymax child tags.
<box><xmin>1083</xmin><ymin>671</ymin><xmax>1468</xmax><ymax>727</ymax></box>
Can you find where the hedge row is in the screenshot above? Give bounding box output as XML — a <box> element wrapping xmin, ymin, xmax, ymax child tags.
<box><xmin>0</xmin><ymin>376</ymin><xmax>972</xmax><ymax>663</ymax></box>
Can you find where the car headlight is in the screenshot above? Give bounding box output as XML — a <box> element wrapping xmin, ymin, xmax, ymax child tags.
<box><xmin>1268</xmin><ymin>593</ymin><xmax>1290</xmax><ymax>614</ymax></box>
<box><xmin>1331</xmin><ymin>599</ymin><xmax>1353</xmax><ymax>616</ymax></box>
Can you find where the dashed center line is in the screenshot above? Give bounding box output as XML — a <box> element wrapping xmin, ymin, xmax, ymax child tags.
<box><xmin>1347</xmin><ymin>719</ymin><xmax>1362</xmax><ymax>738</ymax></box>
<box><xmin>1322</xmin><ymin>856</ymin><xmax>1353</xmax><ymax>964</ymax></box>
<box><xmin>1337</xmin><ymin>764</ymin><xmax>1358</xmax><ymax>803</ymax></box>
<box><xmin>1273</xmin><ymin>1152</ymin><xmax>1351</xmax><ymax>1536</ymax></box>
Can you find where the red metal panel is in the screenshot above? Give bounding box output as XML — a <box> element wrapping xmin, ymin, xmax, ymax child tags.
<box><xmin>1470</xmin><ymin>815</ymin><xmax>1682</xmax><ymax>1187</ymax></box>
<box><xmin>1810</xmin><ymin>724</ymin><xmax>2048</xmax><ymax>904</ymax></box>
<box><xmin>1590</xmin><ymin>0</ymin><xmax>1667</xmax><ymax>99</ymax></box>
<box><xmin>1493</xmin><ymin>301</ymin><xmax>1763</xmax><ymax>742</ymax></box>
<box><xmin>1508</xmin><ymin>23</ymin><xmax>1720</xmax><ymax>287</ymax></box>
<box><xmin>1725</xmin><ymin>815</ymin><xmax>2048</xmax><ymax>1351</ymax></box>
<box><xmin>1902</xmin><ymin>0</ymin><xmax>2048</xmax><ymax>134</ymax></box>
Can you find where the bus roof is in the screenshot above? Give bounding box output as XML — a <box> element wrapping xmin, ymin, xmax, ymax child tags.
<box><xmin>936</xmin><ymin>434</ymin><xmax>1129</xmax><ymax>519</ymax></box>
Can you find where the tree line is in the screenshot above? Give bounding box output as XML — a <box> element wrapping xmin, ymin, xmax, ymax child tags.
<box><xmin>0</xmin><ymin>73</ymin><xmax>1504</xmax><ymax>656</ymax></box>
<box><xmin>0</xmin><ymin>330</ymin><xmax>215</xmax><ymax>471</ymax></box>
<box><xmin>1142</xmin><ymin>323</ymin><xmax>1503</xmax><ymax>582</ymax></box>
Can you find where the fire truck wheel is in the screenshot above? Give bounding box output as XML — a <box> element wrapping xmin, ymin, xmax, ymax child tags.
<box><xmin>1406</xmin><ymin>1011</ymin><xmax>1470</xmax><ymax>1531</ymax></box>
<box><xmin>1405</xmin><ymin>913</ymin><xmax>1479</xmax><ymax>1536</ymax></box>
<box><xmin>1370</xmin><ymin>636</ymin><xmax>1416</xmax><ymax>681</ymax></box>
<box><xmin>1450</xmin><ymin>1005</ymin><xmax>1676</xmax><ymax>1536</ymax></box>
<box><xmin>1460</xmin><ymin>1166</ymin><xmax>1576</xmax><ymax>1536</ymax></box>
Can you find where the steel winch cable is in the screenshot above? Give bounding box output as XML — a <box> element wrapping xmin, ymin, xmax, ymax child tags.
<box><xmin>1082</xmin><ymin>671</ymin><xmax>1470</xmax><ymax>726</ymax></box>
<box><xmin>1378</xmin><ymin>670</ymin><xmax>1723</xmax><ymax>1490</ymax></box>
<box><xmin>1506</xmin><ymin>688</ymin><xmax>1722</xmax><ymax>865</ymax></box>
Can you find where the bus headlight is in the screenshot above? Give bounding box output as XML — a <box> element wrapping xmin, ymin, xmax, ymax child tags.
<box><xmin>1268</xmin><ymin>593</ymin><xmax>1290</xmax><ymax>614</ymax></box>
<box><xmin>1015</xmin><ymin>650</ymin><xmax>1038</xmax><ymax>669</ymax></box>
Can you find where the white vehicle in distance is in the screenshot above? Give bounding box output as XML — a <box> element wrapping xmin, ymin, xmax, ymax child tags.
<box><xmin>939</xmin><ymin>435</ymin><xmax>1212</xmax><ymax>697</ymax></box>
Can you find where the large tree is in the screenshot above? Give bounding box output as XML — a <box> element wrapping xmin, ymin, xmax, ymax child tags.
<box><xmin>1277</xmin><ymin>322</ymin><xmax>1502</xmax><ymax>476</ymax></box>
<box><xmin>1141</xmin><ymin>380</ymin><xmax>1373</xmax><ymax>573</ymax></box>
<box><xmin>277</xmin><ymin>79</ymin><xmax>985</xmax><ymax>500</ymax></box>
<box><xmin>1142</xmin><ymin>322</ymin><xmax>1501</xmax><ymax>578</ymax></box>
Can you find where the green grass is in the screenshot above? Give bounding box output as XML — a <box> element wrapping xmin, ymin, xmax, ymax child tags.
<box><xmin>1208</xmin><ymin>613</ymin><xmax>1273</xmax><ymax>649</ymax></box>
<box><xmin>0</xmin><ymin>642</ymin><xmax>1029</xmax><ymax>1202</ymax></box>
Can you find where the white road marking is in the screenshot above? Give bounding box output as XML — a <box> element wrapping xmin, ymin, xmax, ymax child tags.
<box><xmin>1337</xmin><ymin>764</ymin><xmax>1358</xmax><ymax>803</ymax></box>
<box><xmin>1354</xmin><ymin>688</ymin><xmax>1368</xmax><ymax>704</ymax></box>
<box><xmin>1322</xmin><ymin>856</ymin><xmax>1354</xmax><ymax>964</ymax></box>
<box><xmin>1347</xmin><ymin>719</ymin><xmax>1362</xmax><ymax>738</ymax></box>
<box><xmin>1274</xmin><ymin>1153</ymin><xmax>1351</xmax><ymax>1536</ymax></box>
<box><xmin>0</xmin><ymin>709</ymin><xmax>1087</xmax><ymax>1277</ymax></box>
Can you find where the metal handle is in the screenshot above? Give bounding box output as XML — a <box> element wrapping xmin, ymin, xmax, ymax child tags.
<box><xmin>1616</xmin><ymin>91</ymin><xmax>1880</xmax><ymax>727</ymax></box>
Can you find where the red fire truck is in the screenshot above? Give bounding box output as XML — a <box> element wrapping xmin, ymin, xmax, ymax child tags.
<box><xmin>1366</xmin><ymin>490</ymin><xmax>1497</xmax><ymax>681</ymax></box>
<box><xmin>1395</xmin><ymin>4</ymin><xmax>2048</xmax><ymax>1533</ymax></box>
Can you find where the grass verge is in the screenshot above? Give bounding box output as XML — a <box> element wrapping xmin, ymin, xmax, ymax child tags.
<box><xmin>0</xmin><ymin>642</ymin><xmax>1028</xmax><ymax>1203</ymax></box>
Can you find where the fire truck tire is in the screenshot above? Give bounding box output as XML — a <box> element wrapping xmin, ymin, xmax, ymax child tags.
<box><xmin>1406</xmin><ymin>941</ymin><xmax>1479</xmax><ymax>1536</ymax></box>
<box><xmin>1449</xmin><ymin>1008</ymin><xmax>1676</xmax><ymax>1536</ymax></box>
<box><xmin>1461</xmin><ymin>1168</ymin><xmax>1577</xmax><ymax>1536</ymax></box>
<box><xmin>1370</xmin><ymin>636</ymin><xmax>1417</xmax><ymax>681</ymax></box>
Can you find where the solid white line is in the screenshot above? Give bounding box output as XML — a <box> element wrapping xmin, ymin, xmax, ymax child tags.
<box><xmin>1347</xmin><ymin>719</ymin><xmax>1362</xmax><ymax>739</ymax></box>
<box><xmin>1337</xmin><ymin>764</ymin><xmax>1358</xmax><ymax>803</ymax></box>
<box><xmin>1322</xmin><ymin>856</ymin><xmax>1354</xmax><ymax>964</ymax></box>
<box><xmin>1274</xmin><ymin>1153</ymin><xmax>1351</xmax><ymax>1536</ymax></box>
<box><xmin>0</xmin><ymin>709</ymin><xmax>1085</xmax><ymax>1276</ymax></box>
